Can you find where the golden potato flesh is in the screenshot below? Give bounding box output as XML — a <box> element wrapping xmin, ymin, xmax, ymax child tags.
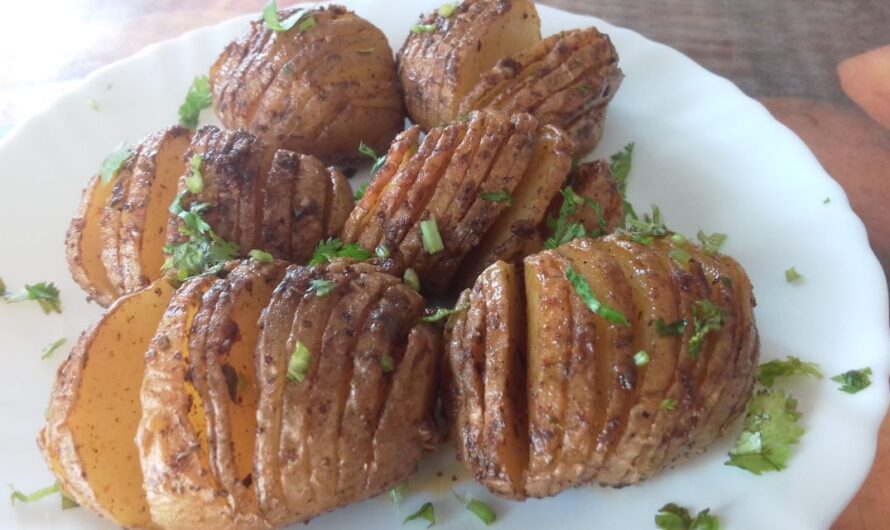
<box><xmin>460</xmin><ymin>27</ymin><xmax>623</xmax><ymax>156</ymax></box>
<box><xmin>168</xmin><ymin>125</ymin><xmax>353</xmax><ymax>266</ymax></box>
<box><xmin>38</xmin><ymin>280</ymin><xmax>175</xmax><ymax>527</ymax></box>
<box><xmin>254</xmin><ymin>260</ymin><xmax>439</xmax><ymax>527</ymax></box>
<box><xmin>211</xmin><ymin>6</ymin><xmax>404</xmax><ymax>164</ymax></box>
<box><xmin>397</xmin><ymin>0</ymin><xmax>541</xmax><ymax>130</ymax></box>
<box><xmin>137</xmin><ymin>261</ymin><xmax>285</xmax><ymax>530</ymax></box>
<box><xmin>444</xmin><ymin>235</ymin><xmax>759</xmax><ymax>499</ymax></box>
<box><xmin>341</xmin><ymin>110</ymin><xmax>573</xmax><ymax>293</ymax></box>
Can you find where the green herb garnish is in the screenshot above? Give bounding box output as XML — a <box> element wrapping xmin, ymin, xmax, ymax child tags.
<box><xmin>358</xmin><ymin>141</ymin><xmax>387</xmax><ymax>175</ymax></box>
<box><xmin>634</xmin><ymin>350</ymin><xmax>650</xmax><ymax>367</ymax></box>
<box><xmin>287</xmin><ymin>341</ymin><xmax>312</xmax><ymax>382</ymax></box>
<box><xmin>697</xmin><ymin>231</ymin><xmax>726</xmax><ymax>256</ymax></box>
<box><xmin>565</xmin><ymin>265</ymin><xmax>629</xmax><ymax>326</ymax></box>
<box><xmin>99</xmin><ymin>143</ymin><xmax>131</xmax><ymax>184</ymax></box>
<box><xmin>178</xmin><ymin>75</ymin><xmax>212</xmax><ymax>129</ymax></box>
<box><xmin>420</xmin><ymin>218</ymin><xmax>444</xmax><ymax>255</ymax></box>
<box><xmin>688</xmin><ymin>300</ymin><xmax>725</xmax><ymax>358</ymax></box>
<box><xmin>86</xmin><ymin>98</ymin><xmax>99</xmax><ymax>111</ymax></box>
<box><xmin>480</xmin><ymin>190</ymin><xmax>513</xmax><ymax>206</ymax></box>
<box><xmin>437</xmin><ymin>3</ymin><xmax>457</xmax><ymax>17</ymax></box>
<box><xmin>656</xmin><ymin>318</ymin><xmax>687</xmax><ymax>337</ymax></box>
<box><xmin>309</xmin><ymin>279</ymin><xmax>336</xmax><ymax>297</ymax></box>
<box><xmin>9</xmin><ymin>482</ymin><xmax>61</xmax><ymax>505</ymax></box>
<box><xmin>404</xmin><ymin>268</ymin><xmax>421</xmax><ymax>291</ymax></box>
<box><xmin>725</xmin><ymin>389</ymin><xmax>803</xmax><ymax>474</ymax></box>
<box><xmin>544</xmin><ymin>186</ymin><xmax>605</xmax><ymax>249</ymax></box>
<box><xmin>263</xmin><ymin>0</ymin><xmax>315</xmax><ymax>33</ymax></box>
<box><xmin>381</xmin><ymin>354</ymin><xmax>396</xmax><ymax>374</ymax></box>
<box><xmin>670</xmin><ymin>248</ymin><xmax>692</xmax><ymax>265</ymax></box>
<box><xmin>617</xmin><ymin>205</ymin><xmax>668</xmax><ymax>245</ymax></box>
<box><xmin>453</xmin><ymin>490</ymin><xmax>496</xmax><ymax>526</ymax></box>
<box><xmin>410</xmin><ymin>23</ymin><xmax>437</xmax><ymax>34</ymax></box>
<box><xmin>353</xmin><ymin>183</ymin><xmax>369</xmax><ymax>202</ymax></box>
<box><xmin>375</xmin><ymin>243</ymin><xmax>391</xmax><ymax>259</ymax></box>
<box><xmin>248</xmin><ymin>249</ymin><xmax>274</xmax><ymax>263</ymax></box>
<box><xmin>4</xmin><ymin>282</ymin><xmax>62</xmax><ymax>314</ymax></box>
<box><xmin>660</xmin><ymin>398</ymin><xmax>678</xmax><ymax>411</ymax></box>
<box><xmin>163</xmin><ymin>193</ymin><xmax>240</xmax><ymax>281</ymax></box>
<box><xmin>609</xmin><ymin>143</ymin><xmax>636</xmax><ymax>227</ymax></box>
<box><xmin>655</xmin><ymin>503</ymin><xmax>720</xmax><ymax>530</ymax></box>
<box><xmin>785</xmin><ymin>267</ymin><xmax>803</xmax><ymax>283</ymax></box>
<box><xmin>40</xmin><ymin>338</ymin><xmax>67</xmax><ymax>360</ymax></box>
<box><xmin>756</xmin><ymin>356</ymin><xmax>822</xmax><ymax>387</ymax></box>
<box><xmin>308</xmin><ymin>238</ymin><xmax>371</xmax><ymax>266</ymax></box>
<box><xmin>823</xmin><ymin>197</ymin><xmax>831</xmax><ymax>204</ymax></box>
<box><xmin>831</xmin><ymin>367</ymin><xmax>872</xmax><ymax>394</ymax></box>
<box><xmin>403</xmin><ymin>501</ymin><xmax>435</xmax><ymax>527</ymax></box>
<box><xmin>389</xmin><ymin>483</ymin><xmax>407</xmax><ymax>505</ymax></box>
<box><xmin>420</xmin><ymin>305</ymin><xmax>468</xmax><ymax>323</ymax></box>
<box><xmin>185</xmin><ymin>154</ymin><xmax>204</xmax><ymax>194</ymax></box>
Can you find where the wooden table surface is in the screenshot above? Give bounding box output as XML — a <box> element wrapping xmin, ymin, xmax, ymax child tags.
<box><xmin>1</xmin><ymin>1</ymin><xmax>887</xmax><ymax>528</ymax></box>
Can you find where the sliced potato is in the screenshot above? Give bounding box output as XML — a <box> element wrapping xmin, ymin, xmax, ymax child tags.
<box><xmin>38</xmin><ymin>280</ymin><xmax>175</xmax><ymax>527</ymax></box>
<box><xmin>460</xmin><ymin>27</ymin><xmax>623</xmax><ymax>156</ymax></box>
<box><xmin>211</xmin><ymin>6</ymin><xmax>404</xmax><ymax>163</ymax></box>
<box><xmin>564</xmin><ymin>159</ymin><xmax>623</xmax><ymax>235</ymax></box>
<box><xmin>254</xmin><ymin>260</ymin><xmax>438</xmax><ymax>526</ymax></box>
<box><xmin>397</xmin><ymin>0</ymin><xmax>541</xmax><ymax>130</ymax></box>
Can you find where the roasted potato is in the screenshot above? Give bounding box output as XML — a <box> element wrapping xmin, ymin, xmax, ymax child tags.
<box><xmin>67</xmin><ymin>126</ymin><xmax>192</xmax><ymax>305</ymax></box>
<box><xmin>397</xmin><ymin>0</ymin><xmax>541</xmax><ymax>130</ymax></box>
<box><xmin>38</xmin><ymin>279</ymin><xmax>176</xmax><ymax>528</ymax></box>
<box><xmin>167</xmin><ymin>126</ymin><xmax>353</xmax><ymax>266</ymax></box>
<box><xmin>459</xmin><ymin>27</ymin><xmax>624</xmax><ymax>156</ymax></box>
<box><xmin>444</xmin><ymin>235</ymin><xmax>759</xmax><ymax>499</ymax></box>
<box><xmin>254</xmin><ymin>260</ymin><xmax>439</xmax><ymax>526</ymax></box>
<box><xmin>211</xmin><ymin>6</ymin><xmax>405</xmax><ymax>164</ymax></box>
<box><xmin>138</xmin><ymin>260</ymin><xmax>285</xmax><ymax>530</ymax></box>
<box><xmin>341</xmin><ymin>110</ymin><xmax>573</xmax><ymax>293</ymax></box>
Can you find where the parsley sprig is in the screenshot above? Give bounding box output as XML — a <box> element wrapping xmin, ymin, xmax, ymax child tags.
<box><xmin>756</xmin><ymin>356</ymin><xmax>823</xmax><ymax>387</ymax></box>
<box><xmin>178</xmin><ymin>76</ymin><xmax>212</xmax><ymax>129</ymax></box>
<box><xmin>831</xmin><ymin>367</ymin><xmax>872</xmax><ymax>394</ymax></box>
<box><xmin>162</xmin><ymin>192</ymin><xmax>240</xmax><ymax>282</ymax></box>
<box><xmin>3</xmin><ymin>282</ymin><xmax>62</xmax><ymax>314</ymax></box>
<box><xmin>726</xmin><ymin>389</ymin><xmax>804</xmax><ymax>474</ymax></box>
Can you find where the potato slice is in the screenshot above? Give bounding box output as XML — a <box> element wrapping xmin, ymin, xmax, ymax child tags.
<box><xmin>397</xmin><ymin>0</ymin><xmax>541</xmax><ymax>130</ymax></box>
<box><xmin>254</xmin><ymin>260</ymin><xmax>437</xmax><ymax>526</ymax></box>
<box><xmin>65</xmin><ymin>173</ymin><xmax>120</xmax><ymax>306</ymax></box>
<box><xmin>460</xmin><ymin>27</ymin><xmax>623</xmax><ymax>156</ymax></box>
<box><xmin>38</xmin><ymin>280</ymin><xmax>174</xmax><ymax>527</ymax></box>
<box><xmin>564</xmin><ymin>159</ymin><xmax>623</xmax><ymax>235</ymax></box>
<box><xmin>211</xmin><ymin>6</ymin><xmax>405</xmax><ymax>164</ymax></box>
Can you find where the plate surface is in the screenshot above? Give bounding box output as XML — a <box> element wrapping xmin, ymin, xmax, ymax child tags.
<box><xmin>1</xmin><ymin>2</ymin><xmax>888</xmax><ymax>529</ymax></box>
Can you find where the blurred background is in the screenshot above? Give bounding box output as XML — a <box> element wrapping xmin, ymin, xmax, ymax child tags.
<box><xmin>0</xmin><ymin>1</ymin><xmax>887</xmax><ymax>527</ymax></box>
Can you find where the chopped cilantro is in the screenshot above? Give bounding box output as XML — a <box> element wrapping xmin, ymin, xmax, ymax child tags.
<box><xmin>656</xmin><ymin>318</ymin><xmax>687</xmax><ymax>337</ymax></box>
<box><xmin>688</xmin><ymin>300</ymin><xmax>725</xmax><ymax>358</ymax></box>
<box><xmin>99</xmin><ymin>142</ymin><xmax>131</xmax><ymax>184</ymax></box>
<box><xmin>308</xmin><ymin>238</ymin><xmax>371</xmax><ymax>266</ymax></box>
<box><xmin>565</xmin><ymin>265</ymin><xmax>629</xmax><ymax>326</ymax></box>
<box><xmin>4</xmin><ymin>282</ymin><xmax>62</xmax><ymax>314</ymax></box>
<box><xmin>40</xmin><ymin>338</ymin><xmax>67</xmax><ymax>360</ymax></box>
<box><xmin>403</xmin><ymin>501</ymin><xmax>435</xmax><ymax>527</ymax></box>
<box><xmin>480</xmin><ymin>189</ymin><xmax>513</xmax><ymax>205</ymax></box>
<box><xmin>375</xmin><ymin>243</ymin><xmax>391</xmax><ymax>259</ymax></box>
<box><xmin>185</xmin><ymin>154</ymin><xmax>204</xmax><ymax>194</ymax></box>
<box><xmin>756</xmin><ymin>356</ymin><xmax>823</xmax><ymax>387</ymax></box>
<box><xmin>178</xmin><ymin>75</ymin><xmax>212</xmax><ymax>129</ymax></box>
<box><xmin>823</xmin><ymin>197</ymin><xmax>831</xmax><ymax>204</ymax></box>
<box><xmin>420</xmin><ymin>304</ymin><xmax>468</xmax><ymax>323</ymax></box>
<box><xmin>670</xmin><ymin>248</ymin><xmax>692</xmax><ymax>266</ymax></box>
<box><xmin>381</xmin><ymin>354</ymin><xmax>396</xmax><ymax>374</ymax></box>
<box><xmin>831</xmin><ymin>368</ymin><xmax>872</xmax><ymax>394</ymax></box>
<box><xmin>404</xmin><ymin>268</ymin><xmax>421</xmax><ymax>291</ymax></box>
<box><xmin>725</xmin><ymin>389</ymin><xmax>804</xmax><ymax>474</ymax></box>
<box><xmin>660</xmin><ymin>398</ymin><xmax>678</xmax><ymax>411</ymax></box>
<box><xmin>697</xmin><ymin>231</ymin><xmax>727</xmax><ymax>256</ymax></box>
<box><xmin>655</xmin><ymin>503</ymin><xmax>720</xmax><ymax>530</ymax></box>
<box><xmin>9</xmin><ymin>482</ymin><xmax>61</xmax><ymax>505</ymax></box>
<box><xmin>163</xmin><ymin>193</ymin><xmax>240</xmax><ymax>281</ymax></box>
<box><xmin>617</xmin><ymin>205</ymin><xmax>668</xmax><ymax>245</ymax></box>
<box><xmin>0</xmin><ymin>277</ymin><xmax>5</xmax><ymax>296</ymax></box>
<box><xmin>286</xmin><ymin>341</ymin><xmax>312</xmax><ymax>382</ymax></box>
<box><xmin>353</xmin><ymin>183</ymin><xmax>369</xmax><ymax>202</ymax></box>
<box><xmin>309</xmin><ymin>279</ymin><xmax>335</xmax><ymax>297</ymax></box>
<box><xmin>453</xmin><ymin>490</ymin><xmax>496</xmax><ymax>526</ymax></box>
<box><xmin>609</xmin><ymin>143</ymin><xmax>635</xmax><ymax>227</ymax></box>
<box><xmin>358</xmin><ymin>141</ymin><xmax>387</xmax><ymax>175</ymax></box>
<box><xmin>437</xmin><ymin>3</ymin><xmax>457</xmax><ymax>17</ymax></box>
<box><xmin>785</xmin><ymin>267</ymin><xmax>803</xmax><ymax>283</ymax></box>
<box><xmin>411</xmin><ymin>23</ymin><xmax>437</xmax><ymax>33</ymax></box>
<box><xmin>544</xmin><ymin>186</ymin><xmax>605</xmax><ymax>249</ymax></box>
<box><xmin>634</xmin><ymin>350</ymin><xmax>650</xmax><ymax>366</ymax></box>
<box><xmin>248</xmin><ymin>249</ymin><xmax>274</xmax><ymax>263</ymax></box>
<box><xmin>86</xmin><ymin>98</ymin><xmax>99</xmax><ymax>111</ymax></box>
<box><xmin>389</xmin><ymin>483</ymin><xmax>407</xmax><ymax>505</ymax></box>
<box><xmin>420</xmin><ymin>218</ymin><xmax>444</xmax><ymax>254</ymax></box>
<box><xmin>263</xmin><ymin>0</ymin><xmax>315</xmax><ymax>33</ymax></box>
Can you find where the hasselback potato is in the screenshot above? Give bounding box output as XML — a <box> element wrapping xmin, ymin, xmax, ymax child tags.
<box><xmin>444</xmin><ymin>235</ymin><xmax>759</xmax><ymax>499</ymax></box>
<box><xmin>211</xmin><ymin>5</ymin><xmax>405</xmax><ymax>164</ymax></box>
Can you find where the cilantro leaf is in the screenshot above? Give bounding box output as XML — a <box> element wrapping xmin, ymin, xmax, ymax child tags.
<box><xmin>831</xmin><ymin>367</ymin><xmax>872</xmax><ymax>394</ymax></box>
<box><xmin>544</xmin><ymin>186</ymin><xmax>605</xmax><ymax>249</ymax></box>
<box><xmin>185</xmin><ymin>154</ymin><xmax>204</xmax><ymax>194</ymax></box>
<box><xmin>358</xmin><ymin>141</ymin><xmax>387</xmax><ymax>175</ymax></box>
<box><xmin>410</xmin><ymin>23</ymin><xmax>437</xmax><ymax>34</ymax></box>
<box><xmin>656</xmin><ymin>318</ymin><xmax>687</xmax><ymax>337</ymax></box>
<box><xmin>660</xmin><ymin>398</ymin><xmax>678</xmax><ymax>411</ymax></box>
<box><xmin>41</xmin><ymin>338</ymin><xmax>67</xmax><ymax>360</ymax></box>
<box><xmin>616</xmin><ymin>205</ymin><xmax>669</xmax><ymax>245</ymax></box>
<box><xmin>420</xmin><ymin>218</ymin><xmax>444</xmax><ymax>254</ymax></box>
<box><xmin>178</xmin><ymin>75</ymin><xmax>212</xmax><ymax>129</ymax></box>
<box><xmin>452</xmin><ymin>490</ymin><xmax>497</xmax><ymax>526</ymax></box>
<box><xmin>609</xmin><ymin>143</ymin><xmax>635</xmax><ymax>227</ymax></box>
<box><xmin>163</xmin><ymin>193</ymin><xmax>240</xmax><ymax>281</ymax></box>
<box><xmin>309</xmin><ymin>279</ymin><xmax>336</xmax><ymax>298</ymax></box>
<box><xmin>697</xmin><ymin>230</ymin><xmax>727</xmax><ymax>256</ymax></box>
<box><xmin>403</xmin><ymin>501</ymin><xmax>435</xmax><ymax>527</ymax></box>
<box><xmin>725</xmin><ymin>389</ymin><xmax>804</xmax><ymax>474</ymax></box>
<box><xmin>756</xmin><ymin>356</ymin><xmax>823</xmax><ymax>387</ymax></box>
<box><xmin>655</xmin><ymin>503</ymin><xmax>720</xmax><ymax>530</ymax></box>
<box><xmin>248</xmin><ymin>249</ymin><xmax>274</xmax><ymax>263</ymax></box>
<box><xmin>4</xmin><ymin>282</ymin><xmax>62</xmax><ymax>314</ymax></box>
<box><xmin>99</xmin><ymin>143</ymin><xmax>132</xmax><ymax>184</ymax></box>
<box><xmin>480</xmin><ymin>190</ymin><xmax>513</xmax><ymax>205</ymax></box>
<box><xmin>688</xmin><ymin>300</ymin><xmax>725</xmax><ymax>358</ymax></box>
<box><xmin>565</xmin><ymin>265</ymin><xmax>629</xmax><ymax>326</ymax></box>
<box><xmin>263</xmin><ymin>0</ymin><xmax>315</xmax><ymax>33</ymax></box>
<box><xmin>308</xmin><ymin>238</ymin><xmax>371</xmax><ymax>266</ymax></box>
<box><xmin>420</xmin><ymin>304</ymin><xmax>468</xmax><ymax>323</ymax></box>
<box><xmin>380</xmin><ymin>354</ymin><xmax>396</xmax><ymax>374</ymax></box>
<box><xmin>785</xmin><ymin>267</ymin><xmax>803</xmax><ymax>283</ymax></box>
<box><xmin>353</xmin><ymin>182</ymin><xmax>369</xmax><ymax>202</ymax></box>
<box><xmin>287</xmin><ymin>341</ymin><xmax>312</xmax><ymax>382</ymax></box>
<box><xmin>404</xmin><ymin>268</ymin><xmax>421</xmax><ymax>291</ymax></box>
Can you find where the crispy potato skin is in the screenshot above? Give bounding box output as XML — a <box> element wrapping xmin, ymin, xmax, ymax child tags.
<box><xmin>254</xmin><ymin>260</ymin><xmax>439</xmax><ymax>527</ymax></box>
<box><xmin>460</xmin><ymin>27</ymin><xmax>623</xmax><ymax>156</ymax></box>
<box><xmin>341</xmin><ymin>110</ymin><xmax>574</xmax><ymax>293</ymax></box>
<box><xmin>444</xmin><ymin>236</ymin><xmax>759</xmax><ymax>499</ymax></box>
<box><xmin>211</xmin><ymin>6</ymin><xmax>404</xmax><ymax>164</ymax></box>
<box><xmin>66</xmin><ymin>173</ymin><xmax>120</xmax><ymax>306</ymax></box>
<box><xmin>397</xmin><ymin>0</ymin><xmax>541</xmax><ymax>130</ymax></box>
<box><xmin>38</xmin><ymin>280</ymin><xmax>175</xmax><ymax>528</ymax></box>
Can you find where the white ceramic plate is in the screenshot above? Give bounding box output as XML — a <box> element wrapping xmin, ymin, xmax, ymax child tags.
<box><xmin>1</xmin><ymin>2</ymin><xmax>888</xmax><ymax>529</ymax></box>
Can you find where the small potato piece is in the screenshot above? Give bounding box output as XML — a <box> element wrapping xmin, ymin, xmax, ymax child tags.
<box><xmin>211</xmin><ymin>6</ymin><xmax>404</xmax><ymax>163</ymax></box>
<box><xmin>564</xmin><ymin>160</ymin><xmax>623</xmax><ymax>235</ymax></box>
<box><xmin>397</xmin><ymin>0</ymin><xmax>542</xmax><ymax>130</ymax></box>
<box><xmin>254</xmin><ymin>260</ymin><xmax>439</xmax><ymax>527</ymax></box>
<box><xmin>460</xmin><ymin>28</ymin><xmax>623</xmax><ymax>156</ymax></box>
<box><xmin>38</xmin><ymin>280</ymin><xmax>175</xmax><ymax>527</ymax></box>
